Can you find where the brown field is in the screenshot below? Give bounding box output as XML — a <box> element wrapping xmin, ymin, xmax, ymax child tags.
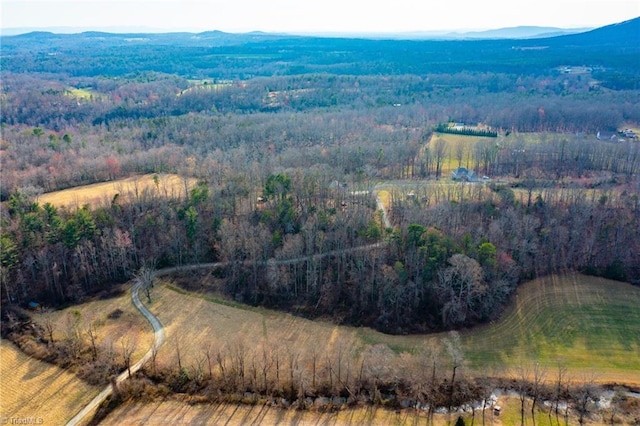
<box><xmin>99</xmin><ymin>398</ymin><xmax>473</xmax><ymax>426</ymax></box>
<box><xmin>143</xmin><ymin>273</ymin><xmax>640</xmax><ymax>384</ymax></box>
<box><xmin>36</xmin><ymin>173</ymin><xmax>198</xmax><ymax>209</ymax></box>
<box><xmin>141</xmin><ymin>281</ymin><xmax>376</xmax><ymax>372</ymax></box>
<box><xmin>0</xmin><ymin>339</ymin><xmax>99</xmax><ymax>425</ymax></box>
<box><xmin>99</xmin><ymin>273</ymin><xmax>639</xmax><ymax>425</ymax></box>
<box><xmin>100</xmin><ymin>393</ymin><xmax>624</xmax><ymax>425</ymax></box>
<box><xmin>31</xmin><ymin>285</ymin><xmax>155</xmax><ymax>363</ymax></box>
<box><xmin>424</xmin><ymin>132</ymin><xmax>494</xmax><ymax>175</ymax></box>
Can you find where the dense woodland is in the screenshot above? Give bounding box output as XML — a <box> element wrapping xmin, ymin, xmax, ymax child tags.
<box><xmin>1</xmin><ymin>19</ymin><xmax>640</xmax><ymax>334</ymax></box>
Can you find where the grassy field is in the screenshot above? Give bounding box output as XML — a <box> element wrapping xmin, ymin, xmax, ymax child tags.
<box><xmin>143</xmin><ymin>273</ymin><xmax>640</xmax><ymax>385</ymax></box>
<box><xmin>99</xmin><ymin>391</ymin><xmax>619</xmax><ymax>425</ymax></box>
<box><xmin>141</xmin><ymin>281</ymin><xmax>371</xmax><ymax>371</ymax></box>
<box><xmin>0</xmin><ymin>339</ymin><xmax>100</xmax><ymax>425</ymax></box>
<box><xmin>5</xmin><ymin>273</ymin><xmax>635</xmax><ymax>425</ymax></box>
<box><xmin>99</xmin><ymin>397</ymin><xmax>488</xmax><ymax>426</ymax></box>
<box><xmin>31</xmin><ymin>285</ymin><xmax>155</xmax><ymax>364</ymax></box>
<box><xmin>100</xmin><ymin>398</ymin><xmax>435</xmax><ymax>426</ymax></box>
<box><xmin>464</xmin><ymin>274</ymin><xmax>640</xmax><ymax>384</ymax></box>
<box><xmin>65</xmin><ymin>87</ymin><xmax>94</xmax><ymax>100</ymax></box>
<box><xmin>425</xmin><ymin>132</ymin><xmax>495</xmax><ymax>175</ymax></box>
<box><xmin>0</xmin><ymin>286</ymin><xmax>154</xmax><ymax>424</ymax></box>
<box><xmin>37</xmin><ymin>173</ymin><xmax>198</xmax><ymax>209</ymax></box>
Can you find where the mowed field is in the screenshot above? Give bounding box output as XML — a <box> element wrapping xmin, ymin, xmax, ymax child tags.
<box><xmin>99</xmin><ymin>273</ymin><xmax>639</xmax><ymax>425</ymax></box>
<box><xmin>143</xmin><ymin>273</ymin><xmax>640</xmax><ymax>384</ymax></box>
<box><xmin>424</xmin><ymin>132</ymin><xmax>496</xmax><ymax>175</ymax></box>
<box><xmin>37</xmin><ymin>173</ymin><xmax>198</xmax><ymax>209</ymax></box>
<box><xmin>464</xmin><ymin>274</ymin><xmax>640</xmax><ymax>384</ymax></box>
<box><xmin>100</xmin><ymin>398</ymin><xmax>436</xmax><ymax>426</ymax></box>
<box><xmin>0</xmin><ymin>339</ymin><xmax>99</xmax><ymax>425</ymax></box>
<box><xmin>0</xmin><ymin>286</ymin><xmax>155</xmax><ymax>424</ymax></box>
<box><xmin>31</xmin><ymin>286</ymin><xmax>155</xmax><ymax>365</ymax></box>
<box><xmin>101</xmin><ymin>394</ymin><xmax>608</xmax><ymax>426</ymax></box>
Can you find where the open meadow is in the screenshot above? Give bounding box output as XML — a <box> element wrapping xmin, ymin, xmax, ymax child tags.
<box><xmin>98</xmin><ymin>397</ymin><xmax>497</xmax><ymax>426</ymax></box>
<box><xmin>464</xmin><ymin>274</ymin><xmax>640</xmax><ymax>384</ymax></box>
<box><xmin>423</xmin><ymin>132</ymin><xmax>497</xmax><ymax>175</ymax></box>
<box><xmin>100</xmin><ymin>393</ymin><xmax>627</xmax><ymax>426</ymax></box>
<box><xmin>30</xmin><ymin>285</ymin><xmax>155</xmax><ymax>365</ymax></box>
<box><xmin>0</xmin><ymin>339</ymin><xmax>100</xmax><ymax>425</ymax></box>
<box><xmin>144</xmin><ymin>273</ymin><xmax>640</xmax><ymax>384</ymax></box>
<box><xmin>36</xmin><ymin>173</ymin><xmax>198</xmax><ymax>209</ymax></box>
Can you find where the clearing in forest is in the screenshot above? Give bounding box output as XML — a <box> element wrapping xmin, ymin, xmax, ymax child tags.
<box><xmin>36</xmin><ymin>173</ymin><xmax>198</xmax><ymax>209</ymax></box>
<box><xmin>144</xmin><ymin>273</ymin><xmax>640</xmax><ymax>385</ymax></box>
<box><xmin>0</xmin><ymin>339</ymin><xmax>100</xmax><ymax>425</ymax></box>
<box><xmin>30</xmin><ymin>286</ymin><xmax>155</xmax><ymax>364</ymax></box>
<box><xmin>464</xmin><ymin>274</ymin><xmax>640</xmax><ymax>383</ymax></box>
<box><xmin>423</xmin><ymin>132</ymin><xmax>495</xmax><ymax>175</ymax></box>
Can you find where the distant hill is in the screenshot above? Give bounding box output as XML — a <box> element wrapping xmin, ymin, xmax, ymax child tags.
<box><xmin>444</xmin><ymin>26</ymin><xmax>590</xmax><ymax>40</ymax></box>
<box><xmin>544</xmin><ymin>16</ymin><xmax>640</xmax><ymax>47</ymax></box>
<box><xmin>1</xmin><ymin>17</ymin><xmax>637</xmax><ymax>78</ymax></box>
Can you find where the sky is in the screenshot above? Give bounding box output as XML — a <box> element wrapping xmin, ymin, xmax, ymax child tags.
<box><xmin>2</xmin><ymin>0</ymin><xmax>639</xmax><ymax>34</ymax></box>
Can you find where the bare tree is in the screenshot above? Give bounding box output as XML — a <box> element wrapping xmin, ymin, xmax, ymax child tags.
<box><xmin>135</xmin><ymin>265</ymin><xmax>155</xmax><ymax>303</ymax></box>
<box><xmin>202</xmin><ymin>342</ymin><xmax>214</xmax><ymax>380</ymax></box>
<box><xmin>548</xmin><ymin>364</ymin><xmax>570</xmax><ymax>426</ymax></box>
<box><xmin>174</xmin><ymin>336</ymin><xmax>183</xmax><ymax>372</ymax></box>
<box><xmin>85</xmin><ymin>321</ymin><xmax>99</xmax><ymax>361</ymax></box>
<box><xmin>63</xmin><ymin>311</ymin><xmax>82</xmax><ymax>359</ymax></box>
<box><xmin>120</xmin><ymin>334</ymin><xmax>137</xmax><ymax>377</ymax></box>
<box><xmin>530</xmin><ymin>362</ymin><xmax>547</xmax><ymax>426</ymax></box>
<box><xmin>434</xmin><ymin>138</ymin><xmax>448</xmax><ymax>179</ymax></box>
<box><xmin>573</xmin><ymin>374</ymin><xmax>601</xmax><ymax>426</ymax></box>
<box><xmin>444</xmin><ymin>331</ymin><xmax>465</xmax><ymax>416</ymax></box>
<box><xmin>43</xmin><ymin>317</ymin><xmax>55</xmax><ymax>346</ymax></box>
<box><xmin>514</xmin><ymin>362</ymin><xmax>530</xmax><ymax>426</ymax></box>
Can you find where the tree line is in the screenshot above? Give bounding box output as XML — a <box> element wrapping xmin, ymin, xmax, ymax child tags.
<box><xmin>3</xmin><ymin>305</ymin><xmax>633</xmax><ymax>426</ymax></box>
<box><xmin>3</xmin><ymin>166</ymin><xmax>638</xmax><ymax>333</ymax></box>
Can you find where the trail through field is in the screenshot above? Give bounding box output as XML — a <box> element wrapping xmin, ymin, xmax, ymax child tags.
<box><xmin>65</xmin><ymin>281</ymin><xmax>165</xmax><ymax>426</ymax></box>
<box><xmin>376</xmin><ymin>191</ymin><xmax>392</xmax><ymax>228</ymax></box>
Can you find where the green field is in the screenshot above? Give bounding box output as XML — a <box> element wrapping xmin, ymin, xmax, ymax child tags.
<box><xmin>425</xmin><ymin>132</ymin><xmax>496</xmax><ymax>175</ymax></box>
<box><xmin>146</xmin><ymin>273</ymin><xmax>640</xmax><ymax>385</ymax></box>
<box><xmin>463</xmin><ymin>274</ymin><xmax>640</xmax><ymax>382</ymax></box>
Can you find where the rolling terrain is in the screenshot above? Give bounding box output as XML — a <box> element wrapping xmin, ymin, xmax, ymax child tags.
<box><xmin>145</xmin><ymin>272</ymin><xmax>640</xmax><ymax>383</ymax></box>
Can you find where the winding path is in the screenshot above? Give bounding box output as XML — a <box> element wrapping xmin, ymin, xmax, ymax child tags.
<box><xmin>65</xmin><ymin>190</ymin><xmax>394</xmax><ymax>425</ymax></box>
<box><xmin>65</xmin><ymin>281</ymin><xmax>165</xmax><ymax>426</ymax></box>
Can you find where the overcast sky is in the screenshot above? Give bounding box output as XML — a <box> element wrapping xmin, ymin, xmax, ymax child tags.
<box><xmin>2</xmin><ymin>0</ymin><xmax>638</xmax><ymax>34</ymax></box>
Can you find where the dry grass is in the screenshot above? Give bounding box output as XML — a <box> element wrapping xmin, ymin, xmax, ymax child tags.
<box><xmin>97</xmin><ymin>394</ymin><xmax>617</xmax><ymax>425</ymax></box>
<box><xmin>425</xmin><ymin>132</ymin><xmax>493</xmax><ymax>175</ymax></box>
<box><xmin>37</xmin><ymin>173</ymin><xmax>198</xmax><ymax>209</ymax></box>
<box><xmin>98</xmin><ymin>397</ymin><xmax>455</xmax><ymax>425</ymax></box>
<box><xmin>0</xmin><ymin>339</ymin><xmax>99</xmax><ymax>425</ymax></box>
<box><xmin>143</xmin><ymin>273</ymin><xmax>640</xmax><ymax>386</ymax></box>
<box><xmin>31</xmin><ymin>286</ymin><xmax>155</xmax><ymax>363</ymax></box>
<box><xmin>94</xmin><ymin>273</ymin><xmax>640</xmax><ymax>425</ymax></box>
<box><xmin>0</xmin><ymin>287</ymin><xmax>155</xmax><ymax>423</ymax></box>
<box><xmin>376</xmin><ymin>189</ymin><xmax>391</xmax><ymax>212</ymax></box>
<box><xmin>143</xmin><ymin>281</ymin><xmax>379</xmax><ymax>371</ymax></box>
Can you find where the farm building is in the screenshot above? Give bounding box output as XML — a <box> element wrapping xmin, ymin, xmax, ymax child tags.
<box><xmin>451</xmin><ymin>167</ymin><xmax>478</xmax><ymax>182</ymax></box>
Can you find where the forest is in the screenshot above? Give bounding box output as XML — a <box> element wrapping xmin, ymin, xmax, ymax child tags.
<box><xmin>1</xmin><ymin>18</ymin><xmax>640</xmax><ymax>334</ymax></box>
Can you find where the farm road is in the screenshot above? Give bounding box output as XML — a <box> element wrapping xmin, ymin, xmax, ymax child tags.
<box><xmin>65</xmin><ymin>280</ymin><xmax>165</xmax><ymax>426</ymax></box>
<box><xmin>65</xmin><ymin>191</ymin><xmax>393</xmax><ymax>425</ymax></box>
